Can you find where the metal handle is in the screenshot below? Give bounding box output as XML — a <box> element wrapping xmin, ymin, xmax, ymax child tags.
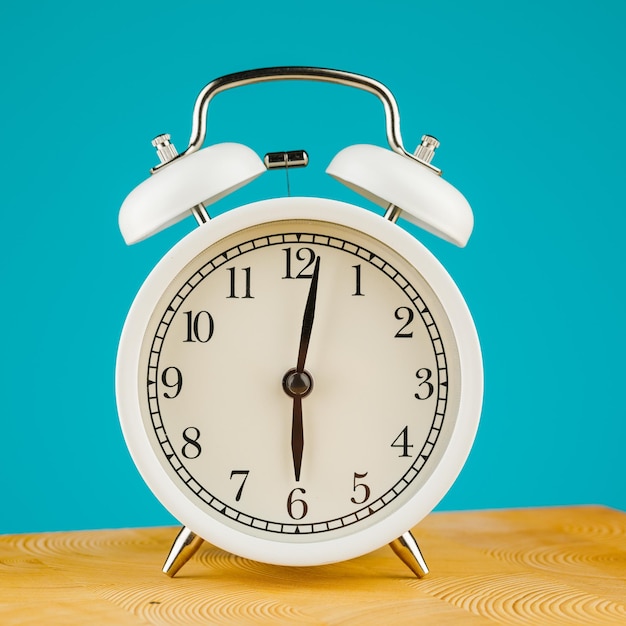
<box><xmin>177</xmin><ymin>66</ymin><xmax>412</xmax><ymax>161</ymax></box>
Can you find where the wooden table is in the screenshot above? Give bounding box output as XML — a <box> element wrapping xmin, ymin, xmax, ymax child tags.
<box><xmin>1</xmin><ymin>506</ymin><xmax>625</xmax><ymax>625</ymax></box>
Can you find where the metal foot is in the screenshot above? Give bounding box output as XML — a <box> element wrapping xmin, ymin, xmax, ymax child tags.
<box><xmin>162</xmin><ymin>526</ymin><xmax>205</xmax><ymax>577</ymax></box>
<box><xmin>389</xmin><ymin>530</ymin><xmax>429</xmax><ymax>578</ymax></box>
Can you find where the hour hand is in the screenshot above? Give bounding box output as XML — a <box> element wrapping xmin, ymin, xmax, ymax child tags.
<box><xmin>292</xmin><ymin>395</ymin><xmax>303</xmax><ymax>482</ymax></box>
<box><xmin>283</xmin><ymin>369</ymin><xmax>313</xmax><ymax>482</ymax></box>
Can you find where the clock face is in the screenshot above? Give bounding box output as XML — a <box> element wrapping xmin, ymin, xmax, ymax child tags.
<box><xmin>117</xmin><ymin>197</ymin><xmax>482</xmax><ymax>565</ymax></box>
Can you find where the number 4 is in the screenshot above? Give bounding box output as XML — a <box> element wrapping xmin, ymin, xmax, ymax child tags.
<box><xmin>391</xmin><ymin>426</ymin><xmax>413</xmax><ymax>457</ymax></box>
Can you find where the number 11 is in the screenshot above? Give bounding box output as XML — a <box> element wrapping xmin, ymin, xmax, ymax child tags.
<box><xmin>227</xmin><ymin>267</ymin><xmax>253</xmax><ymax>299</ymax></box>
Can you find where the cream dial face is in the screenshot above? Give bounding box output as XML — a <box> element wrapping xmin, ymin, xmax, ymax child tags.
<box><xmin>136</xmin><ymin>215</ymin><xmax>461</xmax><ymax>543</ymax></box>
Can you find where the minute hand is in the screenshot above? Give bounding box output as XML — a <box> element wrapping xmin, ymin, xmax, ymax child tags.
<box><xmin>296</xmin><ymin>256</ymin><xmax>321</xmax><ymax>373</ymax></box>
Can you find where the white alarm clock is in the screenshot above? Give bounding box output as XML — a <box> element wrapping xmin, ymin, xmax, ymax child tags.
<box><xmin>116</xmin><ymin>67</ymin><xmax>483</xmax><ymax>578</ymax></box>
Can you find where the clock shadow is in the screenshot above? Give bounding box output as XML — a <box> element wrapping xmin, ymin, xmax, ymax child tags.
<box><xmin>185</xmin><ymin>543</ymin><xmax>410</xmax><ymax>586</ymax></box>
<box><xmin>156</xmin><ymin>543</ymin><xmax>424</xmax><ymax>625</ymax></box>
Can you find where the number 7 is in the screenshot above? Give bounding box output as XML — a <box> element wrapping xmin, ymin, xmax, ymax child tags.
<box><xmin>229</xmin><ymin>470</ymin><xmax>250</xmax><ymax>501</ymax></box>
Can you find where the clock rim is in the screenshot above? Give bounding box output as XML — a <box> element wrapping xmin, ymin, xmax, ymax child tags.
<box><xmin>116</xmin><ymin>196</ymin><xmax>483</xmax><ymax>566</ymax></box>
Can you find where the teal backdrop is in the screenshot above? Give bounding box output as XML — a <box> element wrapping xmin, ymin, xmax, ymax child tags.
<box><xmin>2</xmin><ymin>1</ymin><xmax>624</xmax><ymax>534</ymax></box>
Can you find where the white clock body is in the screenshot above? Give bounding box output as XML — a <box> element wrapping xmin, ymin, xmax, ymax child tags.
<box><xmin>116</xmin><ymin>196</ymin><xmax>482</xmax><ymax>566</ymax></box>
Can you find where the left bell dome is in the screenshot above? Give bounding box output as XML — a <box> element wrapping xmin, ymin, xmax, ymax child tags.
<box><xmin>119</xmin><ymin>143</ymin><xmax>266</xmax><ymax>244</ymax></box>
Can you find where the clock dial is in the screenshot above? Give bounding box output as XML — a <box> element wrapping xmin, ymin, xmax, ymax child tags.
<box><xmin>117</xmin><ymin>196</ymin><xmax>482</xmax><ymax>565</ymax></box>
<box><xmin>136</xmin><ymin>216</ymin><xmax>461</xmax><ymax>542</ymax></box>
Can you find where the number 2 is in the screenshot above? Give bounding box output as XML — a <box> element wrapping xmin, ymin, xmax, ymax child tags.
<box><xmin>394</xmin><ymin>306</ymin><xmax>414</xmax><ymax>338</ymax></box>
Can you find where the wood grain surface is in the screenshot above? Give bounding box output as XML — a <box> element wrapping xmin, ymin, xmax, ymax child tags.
<box><xmin>1</xmin><ymin>506</ymin><xmax>625</xmax><ymax>625</ymax></box>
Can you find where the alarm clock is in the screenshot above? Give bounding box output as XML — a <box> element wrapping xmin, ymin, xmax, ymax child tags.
<box><xmin>115</xmin><ymin>67</ymin><xmax>483</xmax><ymax>578</ymax></box>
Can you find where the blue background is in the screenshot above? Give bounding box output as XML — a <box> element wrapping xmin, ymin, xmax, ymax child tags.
<box><xmin>2</xmin><ymin>1</ymin><xmax>624</xmax><ymax>534</ymax></box>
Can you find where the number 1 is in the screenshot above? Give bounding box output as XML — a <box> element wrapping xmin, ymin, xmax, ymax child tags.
<box><xmin>352</xmin><ymin>264</ymin><xmax>364</xmax><ymax>296</ymax></box>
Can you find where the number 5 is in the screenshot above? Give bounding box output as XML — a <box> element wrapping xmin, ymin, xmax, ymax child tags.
<box><xmin>351</xmin><ymin>472</ymin><xmax>371</xmax><ymax>504</ymax></box>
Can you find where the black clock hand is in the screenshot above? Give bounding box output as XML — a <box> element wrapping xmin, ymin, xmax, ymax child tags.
<box><xmin>296</xmin><ymin>256</ymin><xmax>321</xmax><ymax>373</ymax></box>
<box><xmin>284</xmin><ymin>255</ymin><xmax>320</xmax><ymax>482</ymax></box>
<box><xmin>284</xmin><ymin>369</ymin><xmax>313</xmax><ymax>483</ymax></box>
<box><xmin>291</xmin><ymin>395</ymin><xmax>304</xmax><ymax>482</ymax></box>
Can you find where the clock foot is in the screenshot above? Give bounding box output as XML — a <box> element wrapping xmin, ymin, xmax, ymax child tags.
<box><xmin>389</xmin><ymin>530</ymin><xmax>429</xmax><ymax>578</ymax></box>
<box><xmin>162</xmin><ymin>526</ymin><xmax>204</xmax><ymax>577</ymax></box>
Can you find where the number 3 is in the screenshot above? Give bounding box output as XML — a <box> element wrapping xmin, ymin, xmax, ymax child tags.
<box><xmin>415</xmin><ymin>368</ymin><xmax>434</xmax><ymax>400</ymax></box>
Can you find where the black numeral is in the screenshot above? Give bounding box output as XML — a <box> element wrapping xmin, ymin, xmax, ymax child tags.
<box><xmin>229</xmin><ymin>470</ymin><xmax>249</xmax><ymax>502</ymax></box>
<box><xmin>181</xmin><ymin>427</ymin><xmax>201</xmax><ymax>459</ymax></box>
<box><xmin>415</xmin><ymin>368</ymin><xmax>434</xmax><ymax>400</ymax></box>
<box><xmin>394</xmin><ymin>306</ymin><xmax>414</xmax><ymax>338</ymax></box>
<box><xmin>352</xmin><ymin>264</ymin><xmax>364</xmax><ymax>296</ymax></box>
<box><xmin>287</xmin><ymin>487</ymin><xmax>308</xmax><ymax>520</ymax></box>
<box><xmin>283</xmin><ymin>247</ymin><xmax>317</xmax><ymax>279</ymax></box>
<box><xmin>350</xmin><ymin>472</ymin><xmax>371</xmax><ymax>504</ymax></box>
<box><xmin>183</xmin><ymin>310</ymin><xmax>214</xmax><ymax>343</ymax></box>
<box><xmin>161</xmin><ymin>367</ymin><xmax>183</xmax><ymax>399</ymax></box>
<box><xmin>227</xmin><ymin>267</ymin><xmax>253</xmax><ymax>299</ymax></box>
<box><xmin>391</xmin><ymin>426</ymin><xmax>413</xmax><ymax>457</ymax></box>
